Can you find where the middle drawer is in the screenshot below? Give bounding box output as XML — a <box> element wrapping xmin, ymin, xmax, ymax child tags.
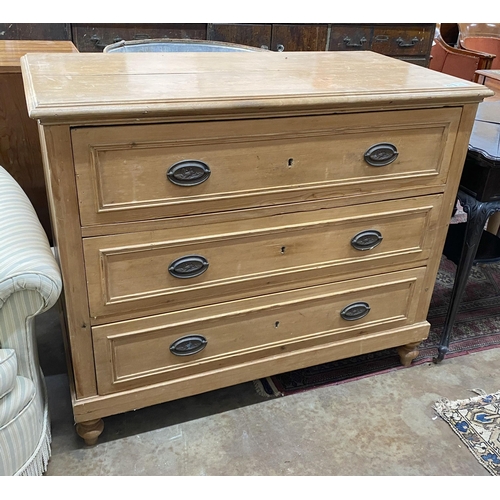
<box><xmin>84</xmin><ymin>194</ymin><xmax>443</xmax><ymax>322</ymax></box>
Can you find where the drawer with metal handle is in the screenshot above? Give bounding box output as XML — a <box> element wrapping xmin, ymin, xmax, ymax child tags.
<box><xmin>84</xmin><ymin>193</ymin><xmax>443</xmax><ymax>322</ymax></box>
<box><xmin>92</xmin><ymin>266</ymin><xmax>427</xmax><ymax>395</ymax></box>
<box><xmin>72</xmin><ymin>107</ymin><xmax>460</xmax><ymax>226</ymax></box>
<box><xmin>371</xmin><ymin>26</ymin><xmax>434</xmax><ymax>56</ymax></box>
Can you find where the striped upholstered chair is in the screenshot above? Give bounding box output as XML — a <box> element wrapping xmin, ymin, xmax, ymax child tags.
<box><xmin>0</xmin><ymin>165</ymin><xmax>62</xmax><ymax>475</ymax></box>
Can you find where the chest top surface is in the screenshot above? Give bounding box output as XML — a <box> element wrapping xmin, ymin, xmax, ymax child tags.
<box><xmin>20</xmin><ymin>50</ymin><xmax>493</xmax><ymax>124</ymax></box>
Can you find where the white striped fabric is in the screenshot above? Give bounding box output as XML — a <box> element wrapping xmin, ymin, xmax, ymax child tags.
<box><xmin>0</xmin><ymin>349</ymin><xmax>17</xmax><ymax>398</ymax></box>
<box><xmin>0</xmin><ymin>376</ymin><xmax>35</xmax><ymax>428</ymax></box>
<box><xmin>0</xmin><ymin>169</ymin><xmax>61</xmax><ymax>311</ymax></box>
<box><xmin>0</xmin><ymin>166</ymin><xmax>62</xmax><ymax>476</ymax></box>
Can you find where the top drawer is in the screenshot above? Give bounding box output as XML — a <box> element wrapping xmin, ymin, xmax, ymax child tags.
<box><xmin>72</xmin><ymin>108</ymin><xmax>461</xmax><ymax>226</ymax></box>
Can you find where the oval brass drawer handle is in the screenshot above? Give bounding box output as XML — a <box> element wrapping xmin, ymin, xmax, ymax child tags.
<box><xmin>340</xmin><ymin>302</ymin><xmax>371</xmax><ymax>321</ymax></box>
<box><xmin>170</xmin><ymin>335</ymin><xmax>207</xmax><ymax>356</ymax></box>
<box><xmin>166</xmin><ymin>160</ymin><xmax>211</xmax><ymax>186</ymax></box>
<box><xmin>364</xmin><ymin>143</ymin><xmax>399</xmax><ymax>167</ymax></box>
<box><xmin>351</xmin><ymin>230</ymin><xmax>383</xmax><ymax>251</ymax></box>
<box><xmin>168</xmin><ymin>255</ymin><xmax>209</xmax><ymax>279</ymax></box>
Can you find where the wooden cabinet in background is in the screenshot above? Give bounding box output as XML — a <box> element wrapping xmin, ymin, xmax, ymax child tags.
<box><xmin>207</xmin><ymin>24</ymin><xmax>329</xmax><ymax>52</ymax></box>
<box><xmin>271</xmin><ymin>24</ymin><xmax>329</xmax><ymax>51</ymax></box>
<box><xmin>1</xmin><ymin>23</ymin><xmax>435</xmax><ymax>66</ymax></box>
<box><xmin>0</xmin><ymin>23</ymin><xmax>71</xmax><ymax>41</ymax></box>
<box><xmin>371</xmin><ymin>25</ymin><xmax>435</xmax><ymax>65</ymax></box>
<box><xmin>328</xmin><ymin>24</ymin><xmax>434</xmax><ymax>66</ymax></box>
<box><xmin>0</xmin><ymin>40</ymin><xmax>78</xmax><ymax>243</ymax></box>
<box><xmin>206</xmin><ymin>23</ymin><xmax>272</xmax><ymax>49</ymax></box>
<box><xmin>71</xmin><ymin>23</ymin><xmax>207</xmax><ymax>52</ymax></box>
<box><xmin>209</xmin><ymin>23</ymin><xmax>434</xmax><ymax>65</ymax></box>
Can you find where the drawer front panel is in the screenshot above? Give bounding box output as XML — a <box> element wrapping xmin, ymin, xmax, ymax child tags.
<box><xmin>71</xmin><ymin>24</ymin><xmax>208</xmax><ymax>52</ymax></box>
<box><xmin>93</xmin><ymin>267</ymin><xmax>426</xmax><ymax>394</ymax></box>
<box><xmin>328</xmin><ymin>26</ymin><xmax>373</xmax><ymax>51</ymax></box>
<box><xmin>72</xmin><ymin>108</ymin><xmax>460</xmax><ymax>226</ymax></box>
<box><xmin>84</xmin><ymin>194</ymin><xmax>443</xmax><ymax>320</ymax></box>
<box><xmin>371</xmin><ymin>25</ymin><xmax>434</xmax><ymax>57</ymax></box>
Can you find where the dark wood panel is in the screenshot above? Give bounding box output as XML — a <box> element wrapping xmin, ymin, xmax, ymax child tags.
<box><xmin>328</xmin><ymin>25</ymin><xmax>373</xmax><ymax>52</ymax></box>
<box><xmin>72</xmin><ymin>24</ymin><xmax>207</xmax><ymax>52</ymax></box>
<box><xmin>0</xmin><ymin>23</ymin><xmax>435</xmax><ymax>65</ymax></box>
<box><xmin>371</xmin><ymin>24</ymin><xmax>434</xmax><ymax>57</ymax></box>
<box><xmin>327</xmin><ymin>23</ymin><xmax>434</xmax><ymax>66</ymax></box>
<box><xmin>0</xmin><ymin>72</ymin><xmax>52</xmax><ymax>240</ymax></box>
<box><xmin>207</xmin><ymin>23</ymin><xmax>272</xmax><ymax>49</ymax></box>
<box><xmin>271</xmin><ymin>24</ymin><xmax>328</xmax><ymax>51</ymax></box>
<box><xmin>439</xmin><ymin>23</ymin><xmax>459</xmax><ymax>47</ymax></box>
<box><xmin>0</xmin><ymin>23</ymin><xmax>71</xmax><ymax>40</ymax></box>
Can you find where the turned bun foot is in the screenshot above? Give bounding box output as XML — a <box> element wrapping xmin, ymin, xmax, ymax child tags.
<box><xmin>76</xmin><ymin>418</ymin><xmax>104</xmax><ymax>445</ymax></box>
<box><xmin>397</xmin><ymin>341</ymin><xmax>420</xmax><ymax>367</ymax></box>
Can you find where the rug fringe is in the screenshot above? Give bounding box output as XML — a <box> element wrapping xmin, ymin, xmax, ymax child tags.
<box><xmin>15</xmin><ymin>403</ymin><xmax>51</xmax><ymax>476</ymax></box>
<box><xmin>434</xmin><ymin>388</ymin><xmax>500</xmax><ymax>412</ymax></box>
<box><xmin>471</xmin><ymin>388</ymin><xmax>487</xmax><ymax>396</ymax></box>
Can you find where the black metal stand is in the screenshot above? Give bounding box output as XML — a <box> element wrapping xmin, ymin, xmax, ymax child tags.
<box><xmin>435</xmin><ymin>190</ymin><xmax>500</xmax><ymax>363</ymax></box>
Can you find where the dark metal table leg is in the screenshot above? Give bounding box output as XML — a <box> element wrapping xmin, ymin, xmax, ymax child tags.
<box><xmin>434</xmin><ymin>192</ymin><xmax>500</xmax><ymax>363</ymax></box>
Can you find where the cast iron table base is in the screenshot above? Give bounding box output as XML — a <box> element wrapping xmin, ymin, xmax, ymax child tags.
<box><xmin>435</xmin><ymin>190</ymin><xmax>500</xmax><ymax>362</ymax></box>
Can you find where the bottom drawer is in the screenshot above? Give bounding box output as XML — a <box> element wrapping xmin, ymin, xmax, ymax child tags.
<box><xmin>93</xmin><ymin>267</ymin><xmax>427</xmax><ymax>395</ymax></box>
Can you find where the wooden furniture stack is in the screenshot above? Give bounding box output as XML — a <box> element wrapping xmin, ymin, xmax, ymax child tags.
<box><xmin>0</xmin><ymin>40</ymin><xmax>78</xmax><ymax>242</ymax></box>
<box><xmin>20</xmin><ymin>50</ymin><xmax>492</xmax><ymax>444</ymax></box>
<box><xmin>1</xmin><ymin>23</ymin><xmax>435</xmax><ymax>66</ymax></box>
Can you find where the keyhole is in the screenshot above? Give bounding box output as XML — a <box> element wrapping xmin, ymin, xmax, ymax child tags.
<box><xmin>275</xmin><ymin>321</ymin><xmax>280</xmax><ymax>328</ymax></box>
<box><xmin>287</xmin><ymin>158</ymin><xmax>294</xmax><ymax>167</ymax></box>
<box><xmin>281</xmin><ymin>246</ymin><xmax>286</xmax><ymax>254</ymax></box>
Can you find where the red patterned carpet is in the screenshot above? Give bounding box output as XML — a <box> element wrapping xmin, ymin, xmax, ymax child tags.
<box><xmin>255</xmin><ymin>253</ymin><xmax>500</xmax><ymax>397</ymax></box>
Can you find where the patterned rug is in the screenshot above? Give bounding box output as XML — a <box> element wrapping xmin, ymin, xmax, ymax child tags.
<box><xmin>434</xmin><ymin>389</ymin><xmax>500</xmax><ymax>476</ymax></box>
<box><xmin>254</xmin><ymin>204</ymin><xmax>500</xmax><ymax>397</ymax></box>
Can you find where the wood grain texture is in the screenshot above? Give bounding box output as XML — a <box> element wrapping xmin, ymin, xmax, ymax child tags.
<box><xmin>0</xmin><ymin>72</ymin><xmax>51</xmax><ymax>238</ymax></box>
<box><xmin>21</xmin><ymin>51</ymin><xmax>490</xmax><ymax>440</ymax></box>
<box><xmin>21</xmin><ymin>51</ymin><xmax>493</xmax><ymax>124</ymax></box>
<box><xmin>207</xmin><ymin>23</ymin><xmax>272</xmax><ymax>49</ymax></box>
<box><xmin>71</xmin><ymin>23</ymin><xmax>207</xmax><ymax>52</ymax></box>
<box><xmin>72</xmin><ymin>108</ymin><xmax>461</xmax><ymax>226</ymax></box>
<box><xmin>93</xmin><ymin>267</ymin><xmax>426</xmax><ymax>394</ymax></box>
<box><xmin>38</xmin><ymin>125</ymin><xmax>97</xmax><ymax>399</ymax></box>
<box><xmin>0</xmin><ymin>24</ymin><xmax>71</xmax><ymax>44</ymax></box>
<box><xmin>0</xmin><ymin>40</ymin><xmax>77</xmax><ymax>243</ymax></box>
<box><xmin>0</xmin><ymin>40</ymin><xmax>77</xmax><ymax>73</ymax></box>
<box><xmin>271</xmin><ymin>24</ymin><xmax>328</xmax><ymax>51</ymax></box>
<box><xmin>73</xmin><ymin>322</ymin><xmax>431</xmax><ymax>422</ymax></box>
<box><xmin>83</xmin><ymin>195</ymin><xmax>443</xmax><ymax>322</ymax></box>
<box><xmin>415</xmin><ymin>103</ymin><xmax>483</xmax><ymax>318</ymax></box>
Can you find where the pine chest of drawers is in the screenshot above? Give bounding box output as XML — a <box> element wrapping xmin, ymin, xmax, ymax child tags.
<box><xmin>21</xmin><ymin>50</ymin><xmax>492</xmax><ymax>444</ymax></box>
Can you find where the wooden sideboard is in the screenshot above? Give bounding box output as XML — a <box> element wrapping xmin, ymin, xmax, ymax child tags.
<box><xmin>208</xmin><ymin>23</ymin><xmax>435</xmax><ymax>66</ymax></box>
<box><xmin>21</xmin><ymin>50</ymin><xmax>490</xmax><ymax>445</ymax></box>
<box><xmin>0</xmin><ymin>40</ymin><xmax>78</xmax><ymax>243</ymax></box>
<box><xmin>1</xmin><ymin>23</ymin><xmax>435</xmax><ymax>65</ymax></box>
